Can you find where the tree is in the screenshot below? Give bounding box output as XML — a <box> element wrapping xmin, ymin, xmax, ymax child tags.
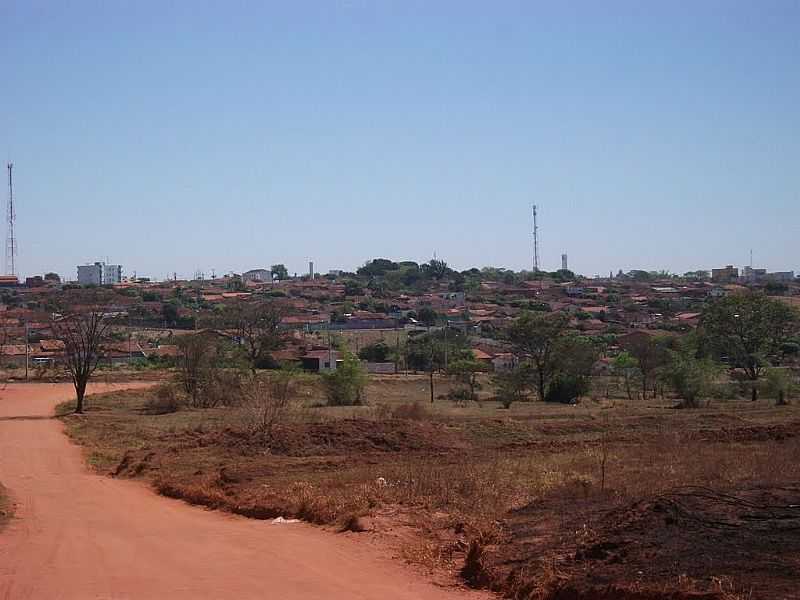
<box><xmin>343</xmin><ymin>280</ymin><xmax>363</xmax><ymax>297</ymax></box>
<box><xmin>240</xmin><ymin>370</ymin><xmax>301</xmax><ymax>442</ymax></box>
<box><xmin>506</xmin><ymin>311</ymin><xmax>570</xmax><ymax>402</ymax></box>
<box><xmin>421</xmin><ymin>258</ymin><xmax>450</xmax><ymax>280</ymax></box>
<box><xmin>357</xmin><ymin>258</ymin><xmax>398</xmax><ymax>278</ymax></box>
<box><xmin>492</xmin><ymin>363</ymin><xmax>533</xmax><ymax>408</ymax></box>
<box><xmin>663</xmin><ymin>341</ymin><xmax>719</xmax><ymax>408</ymax></box>
<box><xmin>51</xmin><ymin>307</ymin><xmax>112</xmax><ymax>413</ymax></box>
<box><xmin>701</xmin><ymin>294</ymin><xmax>799</xmax><ymax>401</ymax></box>
<box><xmin>323</xmin><ymin>352</ymin><xmax>367</xmax><ymax>406</ymax></box>
<box><xmin>612</xmin><ymin>351</ymin><xmax>639</xmax><ymax>401</ymax></box>
<box><xmin>175</xmin><ymin>331</ymin><xmax>231</xmax><ymax>407</ymax></box>
<box><xmin>270</xmin><ymin>264</ymin><xmax>289</xmax><ymax>281</ymax></box>
<box><xmin>545</xmin><ymin>336</ymin><xmax>599</xmax><ymax>403</ymax></box>
<box><xmin>620</xmin><ymin>334</ymin><xmax>669</xmax><ymax>400</ymax></box>
<box><xmin>229</xmin><ymin>301</ymin><xmax>285</xmax><ymax>372</ymax></box>
<box><xmin>764</xmin><ymin>368</ymin><xmax>796</xmax><ymax>406</ymax></box>
<box><xmin>416</xmin><ymin>307</ymin><xmax>438</xmax><ymax>327</ymax></box>
<box><xmin>406</xmin><ymin>328</ymin><xmax>470</xmax><ymax>402</ymax></box>
<box><xmin>448</xmin><ymin>358</ymin><xmax>489</xmax><ymax>401</ymax></box>
<box><xmin>358</xmin><ymin>342</ymin><xmax>391</xmax><ymax>363</ymax></box>
<box><xmin>162</xmin><ymin>302</ymin><xmax>180</xmax><ymax>327</ymax></box>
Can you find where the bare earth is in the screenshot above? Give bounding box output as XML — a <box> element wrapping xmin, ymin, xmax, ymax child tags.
<box><xmin>0</xmin><ymin>383</ymin><xmax>486</xmax><ymax>600</ymax></box>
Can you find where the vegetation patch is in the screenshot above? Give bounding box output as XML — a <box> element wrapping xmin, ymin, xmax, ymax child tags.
<box><xmin>0</xmin><ymin>482</ymin><xmax>12</xmax><ymax>531</ymax></box>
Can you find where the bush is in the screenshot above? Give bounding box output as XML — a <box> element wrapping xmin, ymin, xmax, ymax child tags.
<box><xmin>391</xmin><ymin>402</ymin><xmax>429</xmax><ymax>420</ymax></box>
<box><xmin>544</xmin><ymin>374</ymin><xmax>589</xmax><ymax>404</ymax></box>
<box><xmin>765</xmin><ymin>368</ymin><xmax>796</xmax><ymax>406</ymax></box>
<box><xmin>238</xmin><ymin>371</ymin><xmax>299</xmax><ymax>442</ymax></box>
<box><xmin>201</xmin><ymin>370</ymin><xmax>246</xmax><ymax>408</ymax></box>
<box><xmin>358</xmin><ymin>342</ymin><xmax>391</xmax><ymax>363</ymax></box>
<box><xmin>323</xmin><ymin>353</ymin><xmax>367</xmax><ymax>406</ymax></box>
<box><xmin>144</xmin><ymin>384</ymin><xmax>185</xmax><ymax>414</ymax></box>
<box><xmin>447</xmin><ymin>387</ymin><xmax>474</xmax><ymax>406</ymax></box>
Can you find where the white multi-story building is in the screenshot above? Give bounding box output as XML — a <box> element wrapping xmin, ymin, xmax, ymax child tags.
<box><xmin>77</xmin><ymin>262</ymin><xmax>122</xmax><ymax>285</ymax></box>
<box><xmin>242</xmin><ymin>268</ymin><xmax>271</xmax><ymax>283</ymax></box>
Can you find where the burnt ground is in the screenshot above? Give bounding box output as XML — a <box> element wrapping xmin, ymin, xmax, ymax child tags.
<box><xmin>478</xmin><ymin>486</ymin><xmax>800</xmax><ymax>600</ymax></box>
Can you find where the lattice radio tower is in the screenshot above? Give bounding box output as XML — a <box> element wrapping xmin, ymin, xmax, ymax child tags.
<box><xmin>532</xmin><ymin>204</ymin><xmax>540</xmax><ymax>272</ymax></box>
<box><xmin>6</xmin><ymin>163</ymin><xmax>17</xmax><ymax>277</ymax></box>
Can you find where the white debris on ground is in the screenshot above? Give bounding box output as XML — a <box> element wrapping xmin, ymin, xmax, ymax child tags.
<box><xmin>271</xmin><ymin>516</ymin><xmax>301</xmax><ymax>524</ymax></box>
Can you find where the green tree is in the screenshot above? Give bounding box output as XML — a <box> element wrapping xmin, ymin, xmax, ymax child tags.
<box><xmin>492</xmin><ymin>363</ymin><xmax>533</xmax><ymax>408</ymax></box>
<box><xmin>612</xmin><ymin>351</ymin><xmax>639</xmax><ymax>401</ymax></box>
<box><xmin>323</xmin><ymin>352</ymin><xmax>367</xmax><ymax>406</ymax></box>
<box><xmin>764</xmin><ymin>368</ymin><xmax>796</xmax><ymax>406</ymax></box>
<box><xmin>343</xmin><ymin>280</ymin><xmax>363</xmax><ymax>297</ymax></box>
<box><xmin>270</xmin><ymin>264</ymin><xmax>289</xmax><ymax>281</ymax></box>
<box><xmin>358</xmin><ymin>342</ymin><xmax>391</xmax><ymax>363</ymax></box>
<box><xmin>416</xmin><ymin>307</ymin><xmax>439</xmax><ymax>326</ymax></box>
<box><xmin>162</xmin><ymin>302</ymin><xmax>180</xmax><ymax>327</ymax></box>
<box><xmin>506</xmin><ymin>312</ymin><xmax>571</xmax><ymax>402</ymax></box>
<box><xmin>421</xmin><ymin>258</ymin><xmax>450</xmax><ymax>280</ymax></box>
<box><xmin>663</xmin><ymin>340</ymin><xmax>719</xmax><ymax>408</ymax></box>
<box><xmin>448</xmin><ymin>358</ymin><xmax>489</xmax><ymax>401</ymax></box>
<box><xmin>357</xmin><ymin>258</ymin><xmax>399</xmax><ymax>278</ymax></box>
<box><xmin>620</xmin><ymin>334</ymin><xmax>670</xmax><ymax>400</ymax></box>
<box><xmin>701</xmin><ymin>293</ymin><xmax>799</xmax><ymax>401</ymax></box>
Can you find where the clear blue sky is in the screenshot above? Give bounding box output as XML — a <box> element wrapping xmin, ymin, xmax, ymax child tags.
<box><xmin>2</xmin><ymin>1</ymin><xmax>798</xmax><ymax>281</ymax></box>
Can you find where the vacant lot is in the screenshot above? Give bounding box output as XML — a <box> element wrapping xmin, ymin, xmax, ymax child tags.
<box><xmin>61</xmin><ymin>375</ymin><xmax>800</xmax><ymax>599</ymax></box>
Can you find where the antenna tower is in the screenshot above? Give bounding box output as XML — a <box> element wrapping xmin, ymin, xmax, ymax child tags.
<box><xmin>6</xmin><ymin>163</ymin><xmax>17</xmax><ymax>276</ymax></box>
<box><xmin>532</xmin><ymin>204</ymin><xmax>540</xmax><ymax>272</ymax></box>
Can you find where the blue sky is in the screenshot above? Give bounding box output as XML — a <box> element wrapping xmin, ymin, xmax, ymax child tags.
<box><xmin>2</xmin><ymin>1</ymin><xmax>798</xmax><ymax>280</ymax></box>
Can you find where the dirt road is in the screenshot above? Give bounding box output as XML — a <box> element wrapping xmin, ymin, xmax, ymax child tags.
<box><xmin>0</xmin><ymin>383</ymin><xmax>485</xmax><ymax>600</ymax></box>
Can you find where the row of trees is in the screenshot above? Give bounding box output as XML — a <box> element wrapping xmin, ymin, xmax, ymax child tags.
<box><xmin>52</xmin><ymin>288</ymin><xmax>799</xmax><ymax>415</ymax></box>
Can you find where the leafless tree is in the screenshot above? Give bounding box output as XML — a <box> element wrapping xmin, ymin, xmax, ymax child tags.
<box><xmin>52</xmin><ymin>308</ymin><xmax>112</xmax><ymax>413</ymax></box>
<box><xmin>239</xmin><ymin>371</ymin><xmax>298</xmax><ymax>442</ymax></box>
<box><xmin>229</xmin><ymin>300</ymin><xmax>285</xmax><ymax>373</ymax></box>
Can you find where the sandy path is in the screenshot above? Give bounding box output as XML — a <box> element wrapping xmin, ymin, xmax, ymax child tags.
<box><xmin>0</xmin><ymin>383</ymin><xmax>486</xmax><ymax>600</ymax></box>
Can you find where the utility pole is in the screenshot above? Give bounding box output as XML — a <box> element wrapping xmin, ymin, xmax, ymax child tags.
<box><xmin>24</xmin><ymin>321</ymin><xmax>29</xmax><ymax>380</ymax></box>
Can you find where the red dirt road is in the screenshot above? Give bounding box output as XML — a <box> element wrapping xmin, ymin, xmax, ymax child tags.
<box><xmin>0</xmin><ymin>383</ymin><xmax>486</xmax><ymax>600</ymax></box>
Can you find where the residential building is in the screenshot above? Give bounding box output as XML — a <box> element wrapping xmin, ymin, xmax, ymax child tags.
<box><xmin>104</xmin><ymin>264</ymin><xmax>122</xmax><ymax>285</ymax></box>
<box><xmin>741</xmin><ymin>266</ymin><xmax>767</xmax><ymax>283</ymax></box>
<box><xmin>77</xmin><ymin>262</ymin><xmax>122</xmax><ymax>286</ymax></box>
<box><xmin>301</xmin><ymin>349</ymin><xmax>339</xmax><ymax>372</ymax></box>
<box><xmin>711</xmin><ymin>265</ymin><xmax>738</xmax><ymax>283</ymax></box>
<box><xmin>765</xmin><ymin>271</ymin><xmax>795</xmax><ymax>283</ymax></box>
<box><xmin>242</xmin><ymin>268</ymin><xmax>271</xmax><ymax>283</ymax></box>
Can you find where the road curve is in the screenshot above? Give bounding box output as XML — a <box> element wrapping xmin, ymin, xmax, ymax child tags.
<box><xmin>0</xmin><ymin>383</ymin><xmax>486</xmax><ymax>600</ymax></box>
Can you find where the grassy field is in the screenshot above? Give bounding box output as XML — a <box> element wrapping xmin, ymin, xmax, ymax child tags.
<box><xmin>61</xmin><ymin>375</ymin><xmax>800</xmax><ymax>599</ymax></box>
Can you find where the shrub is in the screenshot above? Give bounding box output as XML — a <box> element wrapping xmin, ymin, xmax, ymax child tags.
<box><xmin>664</xmin><ymin>350</ymin><xmax>719</xmax><ymax>409</ymax></box>
<box><xmin>201</xmin><ymin>370</ymin><xmax>246</xmax><ymax>408</ymax></box>
<box><xmin>544</xmin><ymin>374</ymin><xmax>589</xmax><ymax>404</ymax></box>
<box><xmin>323</xmin><ymin>352</ymin><xmax>367</xmax><ymax>406</ymax></box>
<box><xmin>358</xmin><ymin>342</ymin><xmax>391</xmax><ymax>363</ymax></box>
<box><xmin>238</xmin><ymin>371</ymin><xmax>299</xmax><ymax>442</ymax></box>
<box><xmin>144</xmin><ymin>384</ymin><xmax>185</xmax><ymax>414</ymax></box>
<box><xmin>391</xmin><ymin>402</ymin><xmax>429</xmax><ymax>420</ymax></box>
<box><xmin>765</xmin><ymin>368</ymin><xmax>796</xmax><ymax>406</ymax></box>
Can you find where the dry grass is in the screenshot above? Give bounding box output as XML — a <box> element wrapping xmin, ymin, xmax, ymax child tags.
<box><xmin>60</xmin><ymin>381</ymin><xmax>800</xmax><ymax>599</ymax></box>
